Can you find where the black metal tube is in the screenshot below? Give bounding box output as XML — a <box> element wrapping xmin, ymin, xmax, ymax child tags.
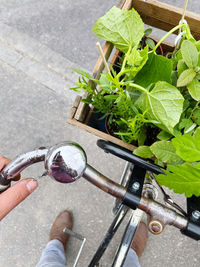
<box><xmin>97</xmin><ymin>140</ymin><xmax>164</xmax><ymax>175</ymax></box>
<box><xmin>88</xmin><ymin>205</ymin><xmax>128</xmax><ymax>267</ymax></box>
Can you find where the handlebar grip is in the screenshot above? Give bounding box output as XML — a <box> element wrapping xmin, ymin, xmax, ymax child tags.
<box><xmin>0</xmin><ymin>148</ymin><xmax>48</xmax><ymax>186</ymax></box>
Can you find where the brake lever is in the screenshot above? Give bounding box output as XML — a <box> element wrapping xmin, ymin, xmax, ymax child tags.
<box><xmin>148</xmin><ymin>171</ymin><xmax>187</xmax><ymax>217</ymax></box>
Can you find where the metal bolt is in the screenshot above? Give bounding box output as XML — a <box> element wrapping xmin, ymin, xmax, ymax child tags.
<box><xmin>149</xmin><ymin>219</ymin><xmax>163</xmax><ymax>235</ymax></box>
<box><xmin>132</xmin><ymin>182</ymin><xmax>140</xmax><ymax>191</ymax></box>
<box><xmin>192</xmin><ymin>210</ymin><xmax>200</xmax><ymax>220</ymax></box>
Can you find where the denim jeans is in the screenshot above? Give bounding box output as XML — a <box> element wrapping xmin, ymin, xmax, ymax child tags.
<box><xmin>36</xmin><ymin>239</ymin><xmax>140</xmax><ymax>267</ymax></box>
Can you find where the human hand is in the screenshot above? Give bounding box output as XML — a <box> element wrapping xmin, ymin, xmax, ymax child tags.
<box><xmin>0</xmin><ymin>156</ymin><xmax>38</xmax><ymax>220</ymax></box>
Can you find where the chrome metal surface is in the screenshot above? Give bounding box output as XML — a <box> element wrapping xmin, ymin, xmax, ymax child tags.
<box><xmin>63</xmin><ymin>227</ymin><xmax>86</xmax><ymax>267</ymax></box>
<box><xmin>45</xmin><ymin>142</ymin><xmax>87</xmax><ymax>183</ymax></box>
<box><xmin>139</xmin><ymin>197</ymin><xmax>188</xmax><ymax>230</ymax></box>
<box><xmin>132</xmin><ymin>182</ymin><xmax>140</xmax><ymax>191</ymax></box>
<box><xmin>142</xmin><ymin>183</ymin><xmax>158</xmax><ymax>200</ymax></box>
<box><xmin>149</xmin><ymin>219</ymin><xmax>164</xmax><ymax>234</ymax></box>
<box><xmin>148</xmin><ymin>172</ymin><xmax>187</xmax><ymax>217</ymax></box>
<box><xmin>119</xmin><ymin>162</ymin><xmax>133</xmax><ymax>187</ymax></box>
<box><xmin>112</xmin><ymin>209</ymin><xmax>144</xmax><ymax>267</ymax></box>
<box><xmin>88</xmin><ymin>205</ymin><xmax>129</xmax><ymax>267</ymax></box>
<box><xmin>192</xmin><ymin>210</ymin><xmax>200</xmax><ymax>220</ymax></box>
<box><xmin>0</xmin><ymin>147</ymin><xmax>48</xmax><ymax>185</ymax></box>
<box><xmin>0</xmin><ymin>183</ymin><xmax>10</xmax><ymax>193</ymax></box>
<box><xmin>83</xmin><ymin>164</ymin><xmax>126</xmax><ymax>200</ymax></box>
<box><xmin>113</xmin><ymin>162</ymin><xmax>132</xmax><ymax>215</ymax></box>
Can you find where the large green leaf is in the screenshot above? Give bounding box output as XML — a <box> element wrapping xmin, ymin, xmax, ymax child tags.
<box><xmin>192</xmin><ymin>109</ymin><xmax>200</xmax><ymax>125</ymax></box>
<box><xmin>150</xmin><ymin>140</ymin><xmax>182</xmax><ymax>163</ymax></box>
<box><xmin>157</xmin><ymin>131</ymin><xmax>173</xmax><ymax>141</ymax></box>
<box><xmin>134</xmin><ymin>146</ymin><xmax>154</xmax><ymax>158</ymax></box>
<box><xmin>181</xmin><ymin>40</ymin><xmax>199</xmax><ymax>68</ymax></box>
<box><xmin>72</xmin><ymin>68</ymin><xmax>93</xmax><ymax>80</ymax></box>
<box><xmin>134</xmin><ymin>53</ymin><xmax>173</xmax><ymax>88</ymax></box>
<box><xmin>145</xmin><ymin>82</ymin><xmax>184</xmax><ymax>133</ymax></box>
<box><xmin>177</xmin><ymin>59</ymin><xmax>187</xmax><ymax>76</ymax></box>
<box><xmin>145</xmin><ymin>38</ymin><xmax>155</xmax><ymax>49</ymax></box>
<box><xmin>177</xmin><ymin>69</ymin><xmax>196</xmax><ymax>87</ymax></box>
<box><xmin>178</xmin><ymin>118</ymin><xmax>196</xmax><ymax>134</ymax></box>
<box><xmin>172</xmin><ymin>131</ymin><xmax>200</xmax><ymax>161</ymax></box>
<box><xmin>157</xmin><ymin>164</ymin><xmax>200</xmax><ymax>197</ymax></box>
<box><xmin>93</xmin><ymin>6</ymin><xmax>144</xmax><ymax>53</ymax></box>
<box><xmin>187</xmin><ymin>78</ymin><xmax>200</xmax><ymax>101</ymax></box>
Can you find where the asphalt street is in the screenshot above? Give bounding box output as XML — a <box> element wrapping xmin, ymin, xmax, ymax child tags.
<box><xmin>0</xmin><ymin>1</ymin><xmax>200</xmax><ymax>266</ymax></box>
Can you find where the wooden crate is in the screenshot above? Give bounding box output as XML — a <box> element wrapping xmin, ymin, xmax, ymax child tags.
<box><xmin>67</xmin><ymin>0</ymin><xmax>200</xmax><ymax>151</ymax></box>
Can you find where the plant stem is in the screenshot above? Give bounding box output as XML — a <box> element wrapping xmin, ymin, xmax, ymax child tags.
<box><xmin>121</xmin><ymin>46</ymin><xmax>131</xmax><ymax>72</ymax></box>
<box><xmin>179</xmin><ymin>0</ymin><xmax>188</xmax><ymax>34</ymax></box>
<box><xmin>128</xmin><ymin>82</ymin><xmax>147</xmax><ymax>94</ymax></box>
<box><xmin>152</xmin><ymin>24</ymin><xmax>186</xmax><ymax>53</ymax></box>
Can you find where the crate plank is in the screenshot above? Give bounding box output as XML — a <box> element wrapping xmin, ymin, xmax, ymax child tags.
<box><xmin>133</xmin><ymin>0</ymin><xmax>200</xmax><ymax>40</ymax></box>
<box><xmin>68</xmin><ymin>107</ymin><xmax>77</xmax><ymax>120</ymax></box>
<box><xmin>67</xmin><ymin>118</ymin><xmax>136</xmax><ymax>151</ymax></box>
<box><xmin>73</xmin><ymin>95</ymin><xmax>82</xmax><ymax>108</ymax></box>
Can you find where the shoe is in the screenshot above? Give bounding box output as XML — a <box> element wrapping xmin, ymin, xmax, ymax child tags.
<box><xmin>131</xmin><ymin>222</ymin><xmax>148</xmax><ymax>258</ymax></box>
<box><xmin>49</xmin><ymin>210</ymin><xmax>73</xmax><ymax>251</ymax></box>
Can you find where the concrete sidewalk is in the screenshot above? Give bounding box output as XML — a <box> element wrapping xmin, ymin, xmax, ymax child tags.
<box><xmin>0</xmin><ymin>1</ymin><xmax>200</xmax><ymax>266</ymax></box>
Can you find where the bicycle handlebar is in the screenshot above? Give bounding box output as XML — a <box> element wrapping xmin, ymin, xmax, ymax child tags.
<box><xmin>0</xmin><ymin>141</ymin><xmax>199</xmax><ymax>240</ymax></box>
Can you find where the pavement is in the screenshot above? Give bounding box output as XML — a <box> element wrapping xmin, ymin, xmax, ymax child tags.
<box><xmin>0</xmin><ymin>0</ymin><xmax>200</xmax><ymax>266</ymax></box>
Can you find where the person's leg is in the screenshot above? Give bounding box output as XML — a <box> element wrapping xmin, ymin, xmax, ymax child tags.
<box><xmin>123</xmin><ymin>222</ymin><xmax>148</xmax><ymax>267</ymax></box>
<box><xmin>36</xmin><ymin>239</ymin><xmax>67</xmax><ymax>267</ymax></box>
<box><xmin>36</xmin><ymin>210</ymin><xmax>72</xmax><ymax>267</ymax></box>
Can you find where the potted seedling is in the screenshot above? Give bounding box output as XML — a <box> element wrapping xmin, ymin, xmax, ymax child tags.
<box><xmin>70</xmin><ymin>6</ymin><xmax>200</xmax><ymax>197</ymax></box>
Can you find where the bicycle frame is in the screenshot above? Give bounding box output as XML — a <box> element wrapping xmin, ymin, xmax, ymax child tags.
<box><xmin>88</xmin><ymin>163</ymin><xmax>146</xmax><ymax>267</ymax></box>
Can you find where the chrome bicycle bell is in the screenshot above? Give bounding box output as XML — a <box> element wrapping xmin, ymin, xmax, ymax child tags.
<box><xmin>45</xmin><ymin>141</ymin><xmax>87</xmax><ymax>183</ymax></box>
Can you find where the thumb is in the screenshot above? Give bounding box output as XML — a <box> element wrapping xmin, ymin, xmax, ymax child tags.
<box><xmin>0</xmin><ymin>178</ymin><xmax>38</xmax><ymax>220</ymax></box>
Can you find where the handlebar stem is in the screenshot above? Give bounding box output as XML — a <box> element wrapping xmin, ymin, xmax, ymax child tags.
<box><xmin>139</xmin><ymin>197</ymin><xmax>188</xmax><ymax>229</ymax></box>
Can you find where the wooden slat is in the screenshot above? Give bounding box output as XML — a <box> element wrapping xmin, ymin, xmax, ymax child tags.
<box><xmin>133</xmin><ymin>0</ymin><xmax>200</xmax><ymax>40</ymax></box>
<box><xmin>68</xmin><ymin>107</ymin><xmax>77</xmax><ymax>119</ymax></box>
<box><xmin>73</xmin><ymin>95</ymin><xmax>82</xmax><ymax>108</ymax></box>
<box><xmin>74</xmin><ymin>99</ymin><xmax>90</xmax><ymax>121</ymax></box>
<box><xmin>85</xmin><ymin>109</ymin><xmax>94</xmax><ymax>125</ymax></box>
<box><xmin>67</xmin><ymin>118</ymin><xmax>136</xmax><ymax>152</ymax></box>
<box><xmin>68</xmin><ymin>96</ymin><xmax>82</xmax><ymax>119</ymax></box>
<box><xmin>158</xmin><ymin>39</ymin><xmax>174</xmax><ymax>53</ymax></box>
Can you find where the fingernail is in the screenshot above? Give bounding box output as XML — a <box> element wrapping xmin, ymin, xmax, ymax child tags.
<box><xmin>26</xmin><ymin>180</ymin><xmax>38</xmax><ymax>193</ymax></box>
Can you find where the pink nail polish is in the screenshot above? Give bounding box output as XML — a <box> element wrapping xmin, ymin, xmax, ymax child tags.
<box><xmin>26</xmin><ymin>180</ymin><xmax>38</xmax><ymax>193</ymax></box>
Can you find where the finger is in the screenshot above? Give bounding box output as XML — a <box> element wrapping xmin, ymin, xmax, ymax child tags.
<box><xmin>0</xmin><ymin>178</ymin><xmax>38</xmax><ymax>220</ymax></box>
<box><xmin>0</xmin><ymin>156</ymin><xmax>21</xmax><ymax>181</ymax></box>
<box><xmin>0</xmin><ymin>156</ymin><xmax>10</xmax><ymax>171</ymax></box>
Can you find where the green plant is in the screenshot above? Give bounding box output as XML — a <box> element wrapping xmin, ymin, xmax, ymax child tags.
<box><xmin>157</xmin><ymin>128</ymin><xmax>200</xmax><ymax>197</ymax></box>
<box><xmin>70</xmin><ymin>6</ymin><xmax>200</xmax><ymax>197</ymax></box>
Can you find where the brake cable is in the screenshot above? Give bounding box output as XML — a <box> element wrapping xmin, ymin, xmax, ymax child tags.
<box><xmin>148</xmin><ymin>172</ymin><xmax>188</xmax><ymax>217</ymax></box>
